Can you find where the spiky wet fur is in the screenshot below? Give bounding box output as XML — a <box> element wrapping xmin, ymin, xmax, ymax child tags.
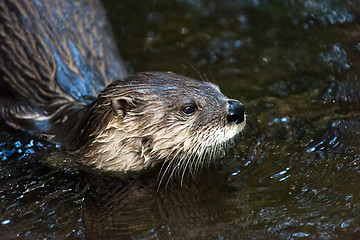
<box><xmin>0</xmin><ymin>0</ymin><xmax>246</xmax><ymax>181</ymax></box>
<box><xmin>74</xmin><ymin>72</ymin><xmax>246</xmax><ymax>177</ymax></box>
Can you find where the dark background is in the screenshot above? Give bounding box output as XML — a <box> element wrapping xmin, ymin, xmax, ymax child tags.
<box><xmin>1</xmin><ymin>0</ymin><xmax>360</xmax><ymax>239</ymax></box>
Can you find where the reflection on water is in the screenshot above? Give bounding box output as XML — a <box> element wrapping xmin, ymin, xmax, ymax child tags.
<box><xmin>1</xmin><ymin>0</ymin><xmax>360</xmax><ymax>239</ymax></box>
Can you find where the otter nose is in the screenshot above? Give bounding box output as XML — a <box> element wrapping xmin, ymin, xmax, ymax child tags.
<box><xmin>227</xmin><ymin>100</ymin><xmax>245</xmax><ymax>124</ymax></box>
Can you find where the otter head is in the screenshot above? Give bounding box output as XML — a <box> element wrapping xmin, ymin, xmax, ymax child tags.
<box><xmin>78</xmin><ymin>72</ymin><xmax>246</xmax><ymax>175</ymax></box>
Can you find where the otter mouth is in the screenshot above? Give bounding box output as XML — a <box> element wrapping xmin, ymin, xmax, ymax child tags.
<box><xmin>157</xmin><ymin>98</ymin><xmax>246</xmax><ymax>186</ymax></box>
<box><xmin>224</xmin><ymin>99</ymin><xmax>247</xmax><ymax>142</ymax></box>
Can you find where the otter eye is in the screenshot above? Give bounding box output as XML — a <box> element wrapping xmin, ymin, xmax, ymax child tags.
<box><xmin>182</xmin><ymin>106</ymin><xmax>196</xmax><ymax>116</ymax></box>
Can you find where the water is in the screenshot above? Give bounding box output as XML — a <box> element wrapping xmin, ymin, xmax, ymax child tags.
<box><xmin>1</xmin><ymin>0</ymin><xmax>360</xmax><ymax>239</ymax></box>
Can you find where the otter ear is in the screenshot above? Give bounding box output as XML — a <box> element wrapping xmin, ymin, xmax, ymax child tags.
<box><xmin>111</xmin><ymin>98</ymin><xmax>132</xmax><ymax>117</ymax></box>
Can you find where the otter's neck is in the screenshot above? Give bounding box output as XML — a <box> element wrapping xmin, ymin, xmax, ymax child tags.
<box><xmin>78</xmin><ymin>117</ymin><xmax>156</xmax><ymax>171</ymax></box>
<box><xmin>72</xmin><ymin>101</ymin><xmax>160</xmax><ymax>172</ymax></box>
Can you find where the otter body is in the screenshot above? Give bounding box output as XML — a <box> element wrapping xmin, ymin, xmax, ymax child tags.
<box><xmin>0</xmin><ymin>0</ymin><xmax>246</xmax><ymax>173</ymax></box>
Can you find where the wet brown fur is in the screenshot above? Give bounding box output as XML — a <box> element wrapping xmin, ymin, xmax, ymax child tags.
<box><xmin>0</xmin><ymin>0</ymin><xmax>246</xmax><ymax>176</ymax></box>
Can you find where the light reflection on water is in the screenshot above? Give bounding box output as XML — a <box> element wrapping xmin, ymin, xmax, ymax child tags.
<box><xmin>1</xmin><ymin>0</ymin><xmax>360</xmax><ymax>239</ymax></box>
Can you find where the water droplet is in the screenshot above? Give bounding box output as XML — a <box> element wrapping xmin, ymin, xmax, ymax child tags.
<box><xmin>14</xmin><ymin>141</ymin><xmax>22</xmax><ymax>148</ymax></box>
<box><xmin>292</xmin><ymin>232</ymin><xmax>310</xmax><ymax>238</ymax></box>
<box><xmin>2</xmin><ymin>220</ymin><xmax>10</xmax><ymax>225</ymax></box>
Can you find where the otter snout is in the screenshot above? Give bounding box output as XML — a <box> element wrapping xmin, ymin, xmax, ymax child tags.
<box><xmin>227</xmin><ymin>100</ymin><xmax>245</xmax><ymax>124</ymax></box>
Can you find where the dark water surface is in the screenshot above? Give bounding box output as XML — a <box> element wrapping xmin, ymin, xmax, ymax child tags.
<box><xmin>1</xmin><ymin>0</ymin><xmax>360</xmax><ymax>239</ymax></box>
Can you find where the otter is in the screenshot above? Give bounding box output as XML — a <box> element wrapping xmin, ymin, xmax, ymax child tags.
<box><xmin>0</xmin><ymin>0</ymin><xmax>246</xmax><ymax>173</ymax></box>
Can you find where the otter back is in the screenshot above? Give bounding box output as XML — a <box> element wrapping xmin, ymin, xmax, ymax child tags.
<box><xmin>0</xmin><ymin>0</ymin><xmax>127</xmax><ymax>143</ymax></box>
